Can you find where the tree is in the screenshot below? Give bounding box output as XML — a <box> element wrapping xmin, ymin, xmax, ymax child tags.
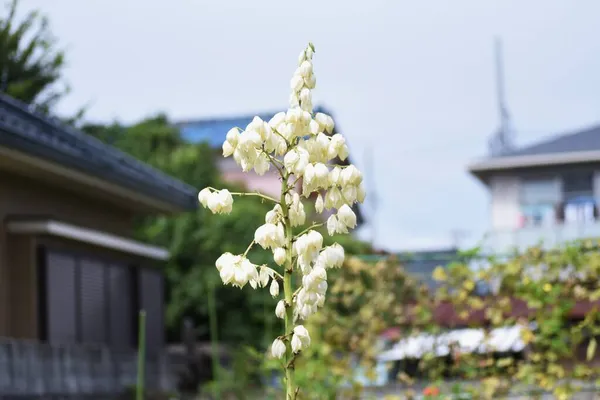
<box><xmin>0</xmin><ymin>0</ymin><xmax>69</xmax><ymax>113</ymax></box>
<box><xmin>86</xmin><ymin>115</ymin><xmax>374</xmax><ymax>357</ymax></box>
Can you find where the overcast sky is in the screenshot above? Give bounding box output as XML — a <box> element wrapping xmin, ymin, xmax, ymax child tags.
<box><xmin>20</xmin><ymin>0</ymin><xmax>600</xmax><ymax>251</ymax></box>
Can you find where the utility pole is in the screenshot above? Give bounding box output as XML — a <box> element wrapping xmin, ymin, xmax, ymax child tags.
<box><xmin>450</xmin><ymin>229</ymin><xmax>469</xmax><ymax>250</ymax></box>
<box><xmin>488</xmin><ymin>36</ymin><xmax>515</xmax><ymax>156</ymax></box>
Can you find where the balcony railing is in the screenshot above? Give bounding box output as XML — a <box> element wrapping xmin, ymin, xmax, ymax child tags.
<box><xmin>0</xmin><ymin>338</ymin><xmax>175</xmax><ymax>397</ymax></box>
<box><xmin>484</xmin><ymin>222</ymin><xmax>600</xmax><ymax>254</ymax></box>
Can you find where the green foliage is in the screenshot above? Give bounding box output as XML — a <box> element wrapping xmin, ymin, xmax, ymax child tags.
<box><xmin>412</xmin><ymin>240</ymin><xmax>600</xmax><ymax>399</ymax></box>
<box><xmin>0</xmin><ymin>0</ymin><xmax>68</xmax><ymax>112</ymax></box>
<box><xmin>255</xmin><ymin>256</ymin><xmax>421</xmax><ymax>399</ymax></box>
<box><xmin>254</xmin><ymin>240</ymin><xmax>600</xmax><ymax>399</ymax></box>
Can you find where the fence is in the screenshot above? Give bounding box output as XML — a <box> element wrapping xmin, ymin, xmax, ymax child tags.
<box><xmin>361</xmin><ymin>380</ymin><xmax>600</xmax><ymax>399</ymax></box>
<box><xmin>0</xmin><ymin>338</ymin><xmax>175</xmax><ymax>398</ymax></box>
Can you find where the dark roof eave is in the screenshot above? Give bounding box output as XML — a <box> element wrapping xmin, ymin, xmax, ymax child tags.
<box><xmin>0</xmin><ymin>93</ymin><xmax>198</xmax><ymax>212</ymax></box>
<box><xmin>0</xmin><ymin>132</ymin><xmax>198</xmax><ymax>211</ymax></box>
<box><xmin>467</xmin><ymin>149</ymin><xmax>600</xmax><ymax>183</ymax></box>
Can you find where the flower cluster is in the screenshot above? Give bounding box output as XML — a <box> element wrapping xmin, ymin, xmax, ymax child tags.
<box><xmin>198</xmin><ymin>43</ymin><xmax>365</xmax><ymax>368</ymax></box>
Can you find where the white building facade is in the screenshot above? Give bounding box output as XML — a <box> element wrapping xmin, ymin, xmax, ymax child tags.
<box><xmin>469</xmin><ymin>126</ymin><xmax>600</xmax><ymax>254</ymax></box>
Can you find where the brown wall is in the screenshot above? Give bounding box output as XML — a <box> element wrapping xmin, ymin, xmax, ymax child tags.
<box><xmin>5</xmin><ymin>234</ymin><xmax>37</xmax><ymax>338</ymax></box>
<box><xmin>0</xmin><ymin>171</ymin><xmax>138</xmax><ymax>337</ymax></box>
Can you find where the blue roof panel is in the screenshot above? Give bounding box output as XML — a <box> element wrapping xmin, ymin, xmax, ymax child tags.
<box><xmin>177</xmin><ymin>106</ymin><xmax>329</xmax><ymax>147</ymax></box>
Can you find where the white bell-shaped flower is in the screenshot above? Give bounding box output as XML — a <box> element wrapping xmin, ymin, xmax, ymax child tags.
<box><xmin>254</xmin><ymin>223</ymin><xmax>285</xmax><ymax>249</ymax></box>
<box><xmin>271</xmin><ymin>338</ymin><xmax>286</xmax><ymax>359</ymax></box>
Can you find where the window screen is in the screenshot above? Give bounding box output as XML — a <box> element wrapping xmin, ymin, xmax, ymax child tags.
<box><xmin>520</xmin><ymin>179</ymin><xmax>560</xmax><ymax>205</ymax></box>
<box><xmin>79</xmin><ymin>258</ymin><xmax>107</xmax><ymax>344</ymax></box>
<box><xmin>562</xmin><ymin>171</ymin><xmax>594</xmax><ymax>202</ymax></box>
<box><xmin>44</xmin><ymin>252</ymin><xmax>77</xmax><ymax>344</ymax></box>
<box><xmin>108</xmin><ymin>264</ymin><xmax>134</xmax><ymax>349</ymax></box>
<box><xmin>40</xmin><ymin>249</ymin><xmax>139</xmax><ymax>350</ymax></box>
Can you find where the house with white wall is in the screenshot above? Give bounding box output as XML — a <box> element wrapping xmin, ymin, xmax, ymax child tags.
<box><xmin>468</xmin><ymin>125</ymin><xmax>600</xmax><ymax>254</ymax></box>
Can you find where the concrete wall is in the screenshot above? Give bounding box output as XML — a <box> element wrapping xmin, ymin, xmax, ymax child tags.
<box><xmin>490</xmin><ymin>175</ymin><xmax>521</xmax><ymax>230</ymax></box>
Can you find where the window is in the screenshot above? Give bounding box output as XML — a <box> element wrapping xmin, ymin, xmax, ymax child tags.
<box><xmin>519</xmin><ymin>179</ymin><xmax>560</xmax><ymax>227</ymax></box>
<box><xmin>561</xmin><ymin>171</ymin><xmax>596</xmax><ymax>224</ymax></box>
<box><xmin>39</xmin><ymin>248</ymin><xmax>136</xmax><ymax>349</ymax></box>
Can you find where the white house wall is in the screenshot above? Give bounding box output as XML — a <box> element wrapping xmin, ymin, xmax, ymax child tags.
<box><xmin>490</xmin><ymin>175</ymin><xmax>520</xmax><ymax>230</ymax></box>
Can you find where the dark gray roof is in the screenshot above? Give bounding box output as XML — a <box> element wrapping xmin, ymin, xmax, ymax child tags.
<box><xmin>0</xmin><ymin>92</ymin><xmax>197</xmax><ymax>211</ymax></box>
<box><xmin>497</xmin><ymin>124</ymin><xmax>600</xmax><ymax>158</ymax></box>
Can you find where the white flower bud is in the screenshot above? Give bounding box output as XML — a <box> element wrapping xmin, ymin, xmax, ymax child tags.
<box><xmin>319</xmin><ymin>244</ymin><xmax>345</xmax><ymax>268</ymax></box>
<box><xmin>215</xmin><ymin>253</ymin><xmax>258</xmax><ymax>288</ymax></box>
<box><xmin>259</xmin><ymin>268</ymin><xmax>270</xmax><ymax>288</ymax></box>
<box><xmin>299</xmin><ymin>88</ymin><xmax>311</xmax><ymax>106</ymax></box>
<box><xmin>290</xmin><ymin>75</ymin><xmax>304</xmax><ymax>92</ymax></box>
<box><xmin>207</xmin><ymin>189</ymin><xmax>233</xmax><ymax>214</ymax></box>
<box><xmin>271</xmin><ymin>338</ymin><xmax>286</xmax><ymax>359</ymax></box>
<box><xmin>222</xmin><ymin>140</ymin><xmax>235</xmax><ymax>157</ymax></box>
<box><xmin>275</xmin><ymin>300</ymin><xmax>286</xmax><ymax>319</ymax></box>
<box><xmin>328</xmin><ymin>167</ymin><xmax>341</xmax><ymax>187</ymax></box>
<box><xmin>305</xmin><ymin>74</ymin><xmax>316</xmax><ymax>89</ymax></box>
<box><xmin>269</xmin><ymin>112</ymin><xmax>286</xmax><ymax>129</ymax></box>
<box><xmin>254</xmin><ymin>153</ymin><xmax>270</xmax><ymax>175</ymax></box>
<box><xmin>341</xmin><ymin>165</ymin><xmax>362</xmax><ymax>186</ymax></box>
<box><xmin>314</xmin><ymin>163</ymin><xmax>329</xmax><ymax>186</ymax></box>
<box><xmin>315</xmin><ymin>193</ymin><xmax>324</xmax><ymax>213</ymax></box>
<box><xmin>291</xmin><ymin>334</ymin><xmax>303</xmax><ymax>353</ymax></box>
<box><xmin>337</xmin><ymin>204</ymin><xmax>357</xmax><ymax>229</ymax></box>
<box><xmin>198</xmin><ymin>188</ymin><xmax>211</xmax><ymax>208</ymax></box>
<box><xmin>270</xmin><ymin>279</ymin><xmax>280</xmax><ymax>297</ymax></box>
<box><xmin>293</xmin><ymin>325</ymin><xmax>311</xmax><ymax>347</ymax></box>
<box><xmin>273</xmin><ymin>247</ymin><xmax>286</xmax><ymax>266</ymax></box>
<box><xmin>298</xmin><ymin>49</ymin><xmax>306</xmax><ymax>65</ymax></box>
<box><xmin>342</xmin><ymin>185</ymin><xmax>357</xmax><ymax>204</ymax></box>
<box><xmin>325</xmin><ymin>187</ymin><xmax>342</xmax><ymax>209</ymax></box>
<box><xmin>315</xmin><ymin>112</ymin><xmax>334</xmax><ymax>134</ymax></box>
<box><xmin>298</xmin><ymin>61</ymin><xmax>313</xmax><ymax>78</ymax></box>
<box><xmin>226</xmin><ymin>128</ymin><xmax>240</xmax><ymax>146</ymax></box>
<box><xmin>254</xmin><ymin>223</ymin><xmax>285</xmax><ymax>249</ymax></box>
<box><xmin>309</xmin><ymin>119</ymin><xmax>320</xmax><ymax>135</ymax></box>
<box><xmin>289</xmin><ymin>92</ymin><xmax>300</xmax><ymax>108</ymax></box>
<box><xmin>357</xmin><ymin>184</ymin><xmax>366</xmax><ymax>203</ymax></box>
<box><xmin>284</xmin><ymin>148</ymin><xmax>309</xmax><ymax>175</ymax></box>
<box><xmin>327</xmin><ymin>214</ymin><xmax>348</xmax><ymax>236</ymax></box>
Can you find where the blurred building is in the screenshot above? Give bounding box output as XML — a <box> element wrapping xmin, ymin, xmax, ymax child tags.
<box><xmin>0</xmin><ymin>93</ymin><xmax>197</xmax><ymax>395</ymax></box>
<box><xmin>176</xmin><ymin>106</ymin><xmax>364</xmax><ymax>226</ymax></box>
<box><xmin>469</xmin><ymin>125</ymin><xmax>600</xmax><ymax>254</ymax></box>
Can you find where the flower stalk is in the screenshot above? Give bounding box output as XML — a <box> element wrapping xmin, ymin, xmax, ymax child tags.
<box><xmin>281</xmin><ymin>173</ymin><xmax>297</xmax><ymax>397</ymax></box>
<box><xmin>197</xmin><ymin>43</ymin><xmax>365</xmax><ymax>399</ymax></box>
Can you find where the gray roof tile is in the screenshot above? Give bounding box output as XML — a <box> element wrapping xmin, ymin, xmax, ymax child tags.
<box><xmin>498</xmin><ymin>124</ymin><xmax>600</xmax><ymax>158</ymax></box>
<box><xmin>0</xmin><ymin>93</ymin><xmax>197</xmax><ymax>211</ymax></box>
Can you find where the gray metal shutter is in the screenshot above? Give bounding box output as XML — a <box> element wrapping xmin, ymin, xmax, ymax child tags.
<box><xmin>138</xmin><ymin>269</ymin><xmax>165</xmax><ymax>355</ymax></box>
<box><xmin>45</xmin><ymin>252</ymin><xmax>77</xmax><ymax>344</ymax></box>
<box><xmin>108</xmin><ymin>264</ymin><xmax>133</xmax><ymax>349</ymax></box>
<box><xmin>79</xmin><ymin>258</ymin><xmax>107</xmax><ymax>344</ymax></box>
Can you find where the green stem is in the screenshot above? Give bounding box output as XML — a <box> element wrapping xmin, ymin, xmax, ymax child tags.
<box><xmin>230</xmin><ymin>191</ymin><xmax>279</xmax><ymax>203</ymax></box>
<box><xmin>206</xmin><ymin>186</ymin><xmax>279</xmax><ymax>203</ymax></box>
<box><xmin>136</xmin><ymin>310</ymin><xmax>146</xmax><ymax>400</ymax></box>
<box><xmin>208</xmin><ymin>281</ymin><xmax>221</xmax><ymax>399</ymax></box>
<box><xmin>294</xmin><ymin>222</ymin><xmax>324</xmax><ymax>239</ymax></box>
<box><xmin>280</xmin><ymin>176</ymin><xmax>296</xmax><ymax>400</ymax></box>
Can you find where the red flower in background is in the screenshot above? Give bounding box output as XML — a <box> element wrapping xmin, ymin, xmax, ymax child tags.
<box><xmin>423</xmin><ymin>386</ymin><xmax>440</xmax><ymax>396</ymax></box>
